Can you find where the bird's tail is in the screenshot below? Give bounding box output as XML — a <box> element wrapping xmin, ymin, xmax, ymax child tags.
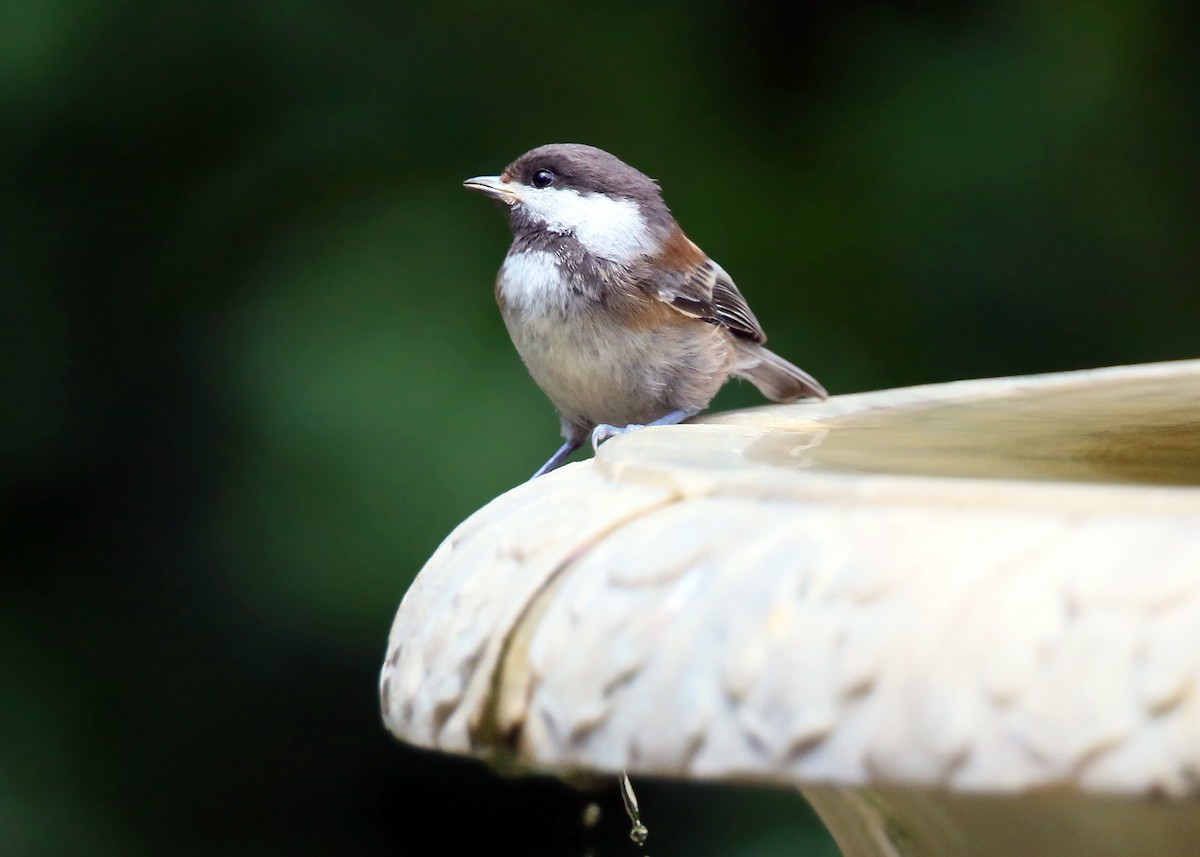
<box><xmin>733</xmin><ymin>342</ymin><xmax>828</xmax><ymax>402</ymax></box>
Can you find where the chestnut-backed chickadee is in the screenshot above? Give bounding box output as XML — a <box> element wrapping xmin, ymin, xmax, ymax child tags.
<box><xmin>465</xmin><ymin>143</ymin><xmax>827</xmax><ymax>479</ymax></box>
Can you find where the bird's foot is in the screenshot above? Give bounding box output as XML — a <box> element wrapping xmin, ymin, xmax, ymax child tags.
<box><xmin>591</xmin><ymin>422</ymin><xmax>643</xmax><ymax>451</ymax></box>
<box><xmin>589</xmin><ymin>409</ymin><xmax>702</xmax><ymax>452</ymax></box>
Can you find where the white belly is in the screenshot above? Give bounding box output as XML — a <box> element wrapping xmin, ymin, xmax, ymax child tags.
<box><xmin>497</xmin><ymin>250</ymin><xmax>732</xmax><ymax>432</ymax></box>
<box><xmin>503</xmin><ymin>300</ymin><xmax>660</xmax><ymax>429</ymax></box>
<box><xmin>499</xmin><ymin>252</ymin><xmax>669</xmax><ymax>429</ymax></box>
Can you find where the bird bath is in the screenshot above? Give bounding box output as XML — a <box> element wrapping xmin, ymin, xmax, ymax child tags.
<box><xmin>380</xmin><ymin>360</ymin><xmax>1200</xmax><ymax>857</ymax></box>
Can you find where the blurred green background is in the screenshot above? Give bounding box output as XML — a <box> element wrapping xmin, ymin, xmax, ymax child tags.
<box><xmin>2</xmin><ymin>0</ymin><xmax>1197</xmax><ymax>854</ymax></box>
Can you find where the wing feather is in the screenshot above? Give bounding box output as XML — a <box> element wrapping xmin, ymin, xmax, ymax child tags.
<box><xmin>640</xmin><ymin>255</ymin><xmax>766</xmax><ymax>343</ymax></box>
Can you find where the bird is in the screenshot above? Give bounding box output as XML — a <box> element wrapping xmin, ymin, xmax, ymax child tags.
<box><xmin>464</xmin><ymin>143</ymin><xmax>827</xmax><ymax>479</ymax></box>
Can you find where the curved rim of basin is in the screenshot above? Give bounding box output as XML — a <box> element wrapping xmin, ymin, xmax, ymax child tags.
<box><xmin>381</xmin><ymin>359</ymin><xmax>1200</xmax><ymax>801</ymax></box>
<box><xmin>598</xmin><ymin>358</ymin><xmax>1200</xmax><ymax>515</ymax></box>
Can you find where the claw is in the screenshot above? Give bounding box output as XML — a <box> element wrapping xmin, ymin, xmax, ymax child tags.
<box><xmin>587</xmin><ymin>409</ymin><xmax>701</xmax><ymax>454</ymax></box>
<box><xmin>590</xmin><ymin>422</ymin><xmax>642</xmax><ymax>451</ymax></box>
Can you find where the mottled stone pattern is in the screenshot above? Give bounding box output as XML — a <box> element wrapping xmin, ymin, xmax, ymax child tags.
<box><xmin>513</xmin><ymin>493</ymin><xmax>1200</xmax><ymax>795</ymax></box>
<box><xmin>378</xmin><ymin>468</ymin><xmax>680</xmax><ymax>752</ymax></box>
<box><xmin>380</xmin><ymin>360</ymin><xmax>1200</xmax><ymax>803</ymax></box>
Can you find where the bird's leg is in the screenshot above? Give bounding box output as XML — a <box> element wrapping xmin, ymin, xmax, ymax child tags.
<box><xmin>530</xmin><ymin>439</ymin><xmax>583</xmax><ymax>480</ymax></box>
<box><xmin>590</xmin><ymin>408</ymin><xmax>700</xmax><ymax>451</ymax></box>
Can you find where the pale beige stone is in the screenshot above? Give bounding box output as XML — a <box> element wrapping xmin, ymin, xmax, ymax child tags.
<box><xmin>380</xmin><ymin>359</ymin><xmax>1200</xmax><ymax>856</ymax></box>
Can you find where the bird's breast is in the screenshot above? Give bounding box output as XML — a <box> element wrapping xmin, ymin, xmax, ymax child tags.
<box><xmin>495</xmin><ymin>250</ymin><xmax>733</xmax><ymax>431</ymax></box>
<box><xmin>497</xmin><ymin>251</ymin><xmax>625</xmax><ymax>397</ymax></box>
<box><xmin>496</xmin><ymin>250</ymin><xmax>581</xmax><ymax>315</ymax></box>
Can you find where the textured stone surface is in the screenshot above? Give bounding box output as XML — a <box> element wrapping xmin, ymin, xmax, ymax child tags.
<box><xmin>381</xmin><ymin>360</ymin><xmax>1200</xmax><ymax>802</ymax></box>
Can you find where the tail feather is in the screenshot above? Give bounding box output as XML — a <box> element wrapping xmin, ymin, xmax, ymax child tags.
<box><xmin>734</xmin><ymin>343</ymin><xmax>828</xmax><ymax>402</ymax></box>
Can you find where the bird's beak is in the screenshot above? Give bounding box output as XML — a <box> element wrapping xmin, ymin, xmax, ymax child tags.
<box><xmin>463</xmin><ymin>175</ymin><xmax>521</xmax><ymax>205</ymax></box>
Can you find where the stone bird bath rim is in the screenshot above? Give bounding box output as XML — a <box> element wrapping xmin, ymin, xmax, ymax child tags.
<box><xmin>379</xmin><ymin>359</ymin><xmax>1200</xmax><ymax>857</ymax></box>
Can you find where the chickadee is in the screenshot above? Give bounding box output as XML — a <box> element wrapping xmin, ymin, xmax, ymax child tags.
<box><xmin>465</xmin><ymin>143</ymin><xmax>827</xmax><ymax>479</ymax></box>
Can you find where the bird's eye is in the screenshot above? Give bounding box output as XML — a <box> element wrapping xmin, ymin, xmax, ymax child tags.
<box><xmin>531</xmin><ymin>169</ymin><xmax>555</xmax><ymax>189</ymax></box>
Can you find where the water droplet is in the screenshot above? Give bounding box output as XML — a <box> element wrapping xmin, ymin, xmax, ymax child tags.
<box><xmin>619</xmin><ymin>771</ymin><xmax>649</xmax><ymax>846</ymax></box>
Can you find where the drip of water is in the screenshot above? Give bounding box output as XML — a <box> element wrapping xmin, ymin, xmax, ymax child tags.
<box><xmin>582</xmin><ymin>802</ymin><xmax>602</xmax><ymax>830</ymax></box>
<box><xmin>619</xmin><ymin>771</ymin><xmax>649</xmax><ymax>847</ymax></box>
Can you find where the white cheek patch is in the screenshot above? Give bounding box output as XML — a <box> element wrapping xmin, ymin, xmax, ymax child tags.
<box><xmin>499</xmin><ymin>250</ymin><xmax>567</xmax><ymax>313</ymax></box>
<box><xmin>517</xmin><ymin>186</ymin><xmax>650</xmax><ymax>263</ymax></box>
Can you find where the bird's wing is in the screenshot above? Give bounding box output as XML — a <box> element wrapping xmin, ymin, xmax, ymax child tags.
<box><xmin>636</xmin><ymin>254</ymin><xmax>767</xmax><ymax>344</ymax></box>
